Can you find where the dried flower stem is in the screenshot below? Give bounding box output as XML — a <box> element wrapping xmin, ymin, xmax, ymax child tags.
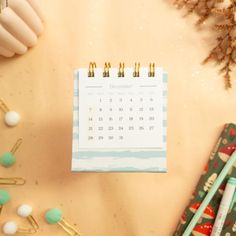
<box><xmin>174</xmin><ymin>0</ymin><xmax>236</xmax><ymax>89</ymax></box>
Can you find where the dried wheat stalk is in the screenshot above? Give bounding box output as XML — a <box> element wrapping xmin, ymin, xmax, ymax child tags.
<box><xmin>174</xmin><ymin>0</ymin><xmax>223</xmax><ymax>24</ymax></box>
<box><xmin>174</xmin><ymin>0</ymin><xmax>236</xmax><ymax>89</ymax></box>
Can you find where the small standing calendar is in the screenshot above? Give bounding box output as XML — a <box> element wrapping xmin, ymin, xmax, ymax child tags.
<box><xmin>72</xmin><ymin>63</ymin><xmax>167</xmax><ymax>172</ymax></box>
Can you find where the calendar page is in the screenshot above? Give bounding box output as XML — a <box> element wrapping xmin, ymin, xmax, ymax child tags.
<box><xmin>78</xmin><ymin>68</ymin><xmax>164</xmax><ymax>149</ymax></box>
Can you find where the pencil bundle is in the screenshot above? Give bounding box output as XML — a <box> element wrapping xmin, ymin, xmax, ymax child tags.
<box><xmin>174</xmin><ymin>123</ymin><xmax>236</xmax><ymax>236</ymax></box>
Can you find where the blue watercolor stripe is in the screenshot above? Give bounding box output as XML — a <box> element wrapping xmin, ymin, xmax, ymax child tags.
<box><xmin>163</xmin><ymin>135</ymin><xmax>166</xmax><ymax>142</ymax></box>
<box><xmin>73</xmin><ymin>133</ymin><xmax>79</xmax><ymax>139</ymax></box>
<box><xmin>73</xmin><ymin>154</ymin><xmax>166</xmax><ymax>160</ymax></box>
<box><xmin>163</xmin><ymin>73</ymin><xmax>168</xmax><ymax>83</ymax></box>
<box><xmin>72</xmin><ymin>167</ymin><xmax>167</xmax><ymax>173</ymax></box>
<box><xmin>73</xmin><ymin>120</ymin><xmax>79</xmax><ymax>127</ymax></box>
<box><xmin>163</xmin><ymin>120</ymin><xmax>167</xmax><ymax>127</ymax></box>
<box><xmin>163</xmin><ymin>73</ymin><xmax>167</xmax><ymax>144</ymax></box>
<box><xmin>73</xmin><ymin>150</ymin><xmax>166</xmax><ymax>159</ymax></box>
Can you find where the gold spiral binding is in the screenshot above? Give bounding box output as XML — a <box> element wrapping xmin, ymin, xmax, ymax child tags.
<box><xmin>88</xmin><ymin>62</ymin><xmax>96</xmax><ymax>77</ymax></box>
<box><xmin>87</xmin><ymin>62</ymin><xmax>156</xmax><ymax>78</ymax></box>
<box><xmin>118</xmin><ymin>62</ymin><xmax>125</xmax><ymax>77</ymax></box>
<box><xmin>103</xmin><ymin>62</ymin><xmax>111</xmax><ymax>77</ymax></box>
<box><xmin>133</xmin><ymin>62</ymin><xmax>140</xmax><ymax>77</ymax></box>
<box><xmin>148</xmin><ymin>63</ymin><xmax>155</xmax><ymax>77</ymax></box>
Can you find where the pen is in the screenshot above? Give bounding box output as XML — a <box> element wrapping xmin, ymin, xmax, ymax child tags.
<box><xmin>210</xmin><ymin>177</ymin><xmax>236</xmax><ymax>236</ymax></box>
<box><xmin>183</xmin><ymin>150</ymin><xmax>236</xmax><ymax>236</ymax></box>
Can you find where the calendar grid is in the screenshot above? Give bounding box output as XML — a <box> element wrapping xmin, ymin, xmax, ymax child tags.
<box><xmin>72</xmin><ymin>68</ymin><xmax>167</xmax><ymax>172</ymax></box>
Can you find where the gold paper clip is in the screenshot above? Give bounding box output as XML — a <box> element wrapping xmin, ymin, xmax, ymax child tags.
<box><xmin>17</xmin><ymin>204</ymin><xmax>39</xmax><ymax>232</ymax></box>
<box><xmin>103</xmin><ymin>62</ymin><xmax>111</xmax><ymax>77</ymax></box>
<box><xmin>148</xmin><ymin>63</ymin><xmax>155</xmax><ymax>77</ymax></box>
<box><xmin>0</xmin><ymin>189</ymin><xmax>10</xmax><ymax>216</ymax></box>
<box><xmin>133</xmin><ymin>62</ymin><xmax>140</xmax><ymax>77</ymax></box>
<box><xmin>45</xmin><ymin>208</ymin><xmax>81</xmax><ymax>236</ymax></box>
<box><xmin>0</xmin><ymin>99</ymin><xmax>21</xmax><ymax>127</ymax></box>
<box><xmin>0</xmin><ymin>138</ymin><xmax>23</xmax><ymax>168</ymax></box>
<box><xmin>88</xmin><ymin>62</ymin><xmax>96</xmax><ymax>77</ymax></box>
<box><xmin>118</xmin><ymin>62</ymin><xmax>125</xmax><ymax>77</ymax></box>
<box><xmin>0</xmin><ymin>177</ymin><xmax>26</xmax><ymax>185</ymax></box>
<box><xmin>11</xmin><ymin>138</ymin><xmax>23</xmax><ymax>154</ymax></box>
<box><xmin>3</xmin><ymin>221</ymin><xmax>36</xmax><ymax>235</ymax></box>
<box><xmin>0</xmin><ymin>99</ymin><xmax>10</xmax><ymax>113</ymax></box>
<box><xmin>27</xmin><ymin>216</ymin><xmax>39</xmax><ymax>232</ymax></box>
<box><xmin>58</xmin><ymin>219</ymin><xmax>81</xmax><ymax>236</ymax></box>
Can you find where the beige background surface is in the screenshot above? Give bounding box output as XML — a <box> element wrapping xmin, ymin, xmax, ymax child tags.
<box><xmin>1</xmin><ymin>0</ymin><xmax>236</xmax><ymax>235</ymax></box>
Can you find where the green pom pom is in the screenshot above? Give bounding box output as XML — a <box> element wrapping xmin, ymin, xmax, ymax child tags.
<box><xmin>45</xmin><ymin>208</ymin><xmax>62</xmax><ymax>224</ymax></box>
<box><xmin>0</xmin><ymin>189</ymin><xmax>10</xmax><ymax>205</ymax></box>
<box><xmin>0</xmin><ymin>152</ymin><xmax>16</xmax><ymax>167</ymax></box>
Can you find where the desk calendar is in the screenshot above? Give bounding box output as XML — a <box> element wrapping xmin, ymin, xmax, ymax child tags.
<box><xmin>72</xmin><ymin>63</ymin><xmax>167</xmax><ymax>172</ymax></box>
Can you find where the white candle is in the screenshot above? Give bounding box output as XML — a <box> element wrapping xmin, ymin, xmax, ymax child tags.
<box><xmin>9</xmin><ymin>0</ymin><xmax>43</xmax><ymax>36</ymax></box>
<box><xmin>0</xmin><ymin>7</ymin><xmax>37</xmax><ymax>47</ymax></box>
<box><xmin>27</xmin><ymin>0</ymin><xmax>44</xmax><ymax>22</ymax></box>
<box><xmin>0</xmin><ymin>45</ymin><xmax>14</xmax><ymax>57</ymax></box>
<box><xmin>0</xmin><ymin>24</ymin><xmax>27</xmax><ymax>54</ymax></box>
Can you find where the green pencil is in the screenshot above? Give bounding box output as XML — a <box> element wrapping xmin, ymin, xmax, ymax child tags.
<box><xmin>183</xmin><ymin>150</ymin><xmax>236</xmax><ymax>236</ymax></box>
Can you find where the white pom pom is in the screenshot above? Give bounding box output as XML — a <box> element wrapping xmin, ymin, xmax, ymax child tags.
<box><xmin>17</xmin><ymin>204</ymin><xmax>32</xmax><ymax>217</ymax></box>
<box><xmin>4</xmin><ymin>111</ymin><xmax>20</xmax><ymax>127</ymax></box>
<box><xmin>3</xmin><ymin>221</ymin><xmax>18</xmax><ymax>235</ymax></box>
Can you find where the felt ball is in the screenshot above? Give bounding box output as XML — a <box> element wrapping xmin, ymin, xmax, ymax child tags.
<box><xmin>17</xmin><ymin>204</ymin><xmax>32</xmax><ymax>217</ymax></box>
<box><xmin>0</xmin><ymin>152</ymin><xmax>16</xmax><ymax>167</ymax></box>
<box><xmin>0</xmin><ymin>189</ymin><xmax>10</xmax><ymax>205</ymax></box>
<box><xmin>4</xmin><ymin>111</ymin><xmax>20</xmax><ymax>127</ymax></box>
<box><xmin>45</xmin><ymin>208</ymin><xmax>62</xmax><ymax>224</ymax></box>
<box><xmin>3</xmin><ymin>221</ymin><xmax>17</xmax><ymax>235</ymax></box>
